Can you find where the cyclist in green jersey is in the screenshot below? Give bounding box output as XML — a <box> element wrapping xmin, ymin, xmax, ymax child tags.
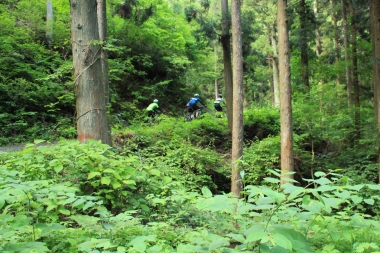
<box><xmin>146</xmin><ymin>99</ymin><xmax>162</xmax><ymax>118</ymax></box>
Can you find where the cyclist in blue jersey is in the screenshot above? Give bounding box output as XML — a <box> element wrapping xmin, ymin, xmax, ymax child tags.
<box><xmin>186</xmin><ymin>94</ymin><xmax>206</xmax><ymax>118</ymax></box>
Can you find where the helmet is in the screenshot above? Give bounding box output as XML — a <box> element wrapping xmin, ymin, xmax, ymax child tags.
<box><xmin>153</xmin><ymin>99</ymin><xmax>158</xmax><ymax>103</ymax></box>
<box><xmin>218</xmin><ymin>94</ymin><xmax>223</xmax><ymax>97</ymax></box>
<box><xmin>194</xmin><ymin>94</ymin><xmax>199</xmax><ymax>97</ymax></box>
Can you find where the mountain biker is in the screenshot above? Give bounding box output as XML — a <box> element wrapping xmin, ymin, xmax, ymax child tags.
<box><xmin>214</xmin><ymin>94</ymin><xmax>225</xmax><ymax>112</ymax></box>
<box><xmin>146</xmin><ymin>99</ymin><xmax>162</xmax><ymax>118</ymax></box>
<box><xmin>186</xmin><ymin>94</ymin><xmax>206</xmax><ymax>118</ymax></box>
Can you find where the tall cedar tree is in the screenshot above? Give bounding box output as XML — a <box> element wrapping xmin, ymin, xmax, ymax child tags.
<box><xmin>231</xmin><ymin>0</ymin><xmax>244</xmax><ymax>197</ymax></box>
<box><xmin>221</xmin><ymin>0</ymin><xmax>233</xmax><ymax>132</ymax></box>
<box><xmin>70</xmin><ymin>0</ymin><xmax>111</xmax><ymax>145</ymax></box>
<box><xmin>277</xmin><ymin>0</ymin><xmax>295</xmax><ymax>184</ymax></box>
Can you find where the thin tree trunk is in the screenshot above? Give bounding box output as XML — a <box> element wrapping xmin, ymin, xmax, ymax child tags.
<box><xmin>46</xmin><ymin>0</ymin><xmax>53</xmax><ymax>48</ymax></box>
<box><xmin>331</xmin><ymin>0</ymin><xmax>341</xmax><ymax>85</ymax></box>
<box><xmin>96</xmin><ymin>0</ymin><xmax>109</xmax><ymax>105</ymax></box>
<box><xmin>70</xmin><ymin>0</ymin><xmax>111</xmax><ymax>145</ymax></box>
<box><xmin>221</xmin><ymin>0</ymin><xmax>233</xmax><ymax>132</ymax></box>
<box><xmin>348</xmin><ymin>0</ymin><xmax>360</xmax><ymax>140</ymax></box>
<box><xmin>231</xmin><ymin>0</ymin><xmax>244</xmax><ymax>198</ymax></box>
<box><xmin>342</xmin><ymin>0</ymin><xmax>354</xmax><ymax>106</ymax></box>
<box><xmin>370</xmin><ymin>0</ymin><xmax>380</xmax><ymax>181</ymax></box>
<box><xmin>215</xmin><ymin>45</ymin><xmax>219</xmax><ymax>99</ymax></box>
<box><xmin>277</xmin><ymin>0</ymin><xmax>294</xmax><ymax>184</ymax></box>
<box><xmin>271</xmin><ymin>25</ymin><xmax>280</xmax><ymax>107</ymax></box>
<box><xmin>299</xmin><ymin>0</ymin><xmax>310</xmax><ymax>89</ymax></box>
<box><xmin>96</xmin><ymin>0</ymin><xmax>111</xmax><ymax>143</ymax></box>
<box><xmin>314</xmin><ymin>0</ymin><xmax>322</xmax><ymax>56</ymax></box>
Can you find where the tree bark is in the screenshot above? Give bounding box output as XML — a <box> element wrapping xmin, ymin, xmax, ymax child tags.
<box><xmin>271</xmin><ymin>25</ymin><xmax>280</xmax><ymax>107</ymax></box>
<box><xmin>96</xmin><ymin>0</ymin><xmax>111</xmax><ymax>143</ymax></box>
<box><xmin>313</xmin><ymin>0</ymin><xmax>322</xmax><ymax>56</ymax></box>
<box><xmin>348</xmin><ymin>0</ymin><xmax>360</xmax><ymax>140</ymax></box>
<box><xmin>70</xmin><ymin>0</ymin><xmax>111</xmax><ymax>145</ymax></box>
<box><xmin>46</xmin><ymin>0</ymin><xmax>53</xmax><ymax>48</ymax></box>
<box><xmin>231</xmin><ymin>0</ymin><xmax>244</xmax><ymax>198</ymax></box>
<box><xmin>342</xmin><ymin>0</ymin><xmax>354</xmax><ymax>106</ymax></box>
<box><xmin>96</xmin><ymin>0</ymin><xmax>109</xmax><ymax>105</ymax></box>
<box><xmin>221</xmin><ymin>0</ymin><xmax>233</xmax><ymax>132</ymax></box>
<box><xmin>370</xmin><ymin>0</ymin><xmax>380</xmax><ymax>181</ymax></box>
<box><xmin>299</xmin><ymin>0</ymin><xmax>310</xmax><ymax>89</ymax></box>
<box><xmin>277</xmin><ymin>0</ymin><xmax>294</xmax><ymax>184</ymax></box>
<box><xmin>214</xmin><ymin>45</ymin><xmax>219</xmax><ymax>99</ymax></box>
<box><xmin>331</xmin><ymin>0</ymin><xmax>341</xmax><ymax>85</ymax></box>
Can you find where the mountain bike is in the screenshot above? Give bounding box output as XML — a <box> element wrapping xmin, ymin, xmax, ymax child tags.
<box><xmin>184</xmin><ymin>107</ymin><xmax>203</xmax><ymax>121</ymax></box>
<box><xmin>145</xmin><ymin>111</ymin><xmax>162</xmax><ymax>125</ymax></box>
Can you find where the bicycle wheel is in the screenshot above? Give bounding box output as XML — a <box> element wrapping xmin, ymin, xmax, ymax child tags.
<box><xmin>184</xmin><ymin>113</ymin><xmax>192</xmax><ymax>121</ymax></box>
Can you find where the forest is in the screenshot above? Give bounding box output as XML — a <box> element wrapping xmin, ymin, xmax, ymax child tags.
<box><xmin>1</xmin><ymin>0</ymin><xmax>380</xmax><ymax>252</ymax></box>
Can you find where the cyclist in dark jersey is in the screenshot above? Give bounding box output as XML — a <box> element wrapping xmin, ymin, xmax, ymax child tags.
<box><xmin>214</xmin><ymin>94</ymin><xmax>224</xmax><ymax>112</ymax></box>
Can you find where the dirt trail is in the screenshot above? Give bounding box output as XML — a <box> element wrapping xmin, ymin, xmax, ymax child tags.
<box><xmin>0</xmin><ymin>141</ymin><xmax>58</xmax><ymax>152</ymax></box>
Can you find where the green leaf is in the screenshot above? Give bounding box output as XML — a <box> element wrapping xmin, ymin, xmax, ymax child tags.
<box><xmin>201</xmin><ymin>186</ymin><xmax>212</xmax><ymax>198</ymax></box>
<box><xmin>314</xmin><ymin>171</ymin><xmax>326</xmax><ymax>177</ymax></box>
<box><xmin>314</xmin><ymin>177</ymin><xmax>332</xmax><ymax>185</ymax></box>
<box><xmin>272</xmin><ymin>233</ymin><xmax>292</xmax><ymax>250</ymax></box>
<box><xmin>226</xmin><ymin>233</ymin><xmax>245</xmax><ymax>243</ymax></box>
<box><xmin>0</xmin><ymin>198</ymin><xmax>5</xmax><ymax>209</ymax></box>
<box><xmin>149</xmin><ymin>169</ymin><xmax>161</xmax><ymax>176</ymax></box>
<box><xmin>287</xmin><ymin>187</ymin><xmax>304</xmax><ymax>201</ymax></box>
<box><xmin>46</xmin><ymin>205</ymin><xmax>57</xmax><ymax>212</ymax></box>
<box><xmin>123</xmin><ymin>180</ymin><xmax>136</xmax><ymax>185</ymax></box>
<box><xmin>58</xmin><ymin>208</ymin><xmax>70</xmax><ymax>215</ymax></box>
<box><xmin>101</xmin><ymin>177</ymin><xmax>111</xmax><ymax>185</ymax></box>
<box><xmin>351</xmin><ymin>195</ymin><xmax>363</xmax><ymax>205</ymax></box>
<box><xmin>54</xmin><ymin>164</ymin><xmax>64</xmax><ymax>173</ymax></box>
<box><xmin>88</xmin><ymin>172</ymin><xmax>101</xmax><ymax>179</ymax></box>
<box><xmin>245</xmin><ymin>230</ymin><xmax>268</xmax><ymax>243</ymax></box>
<box><xmin>264</xmin><ymin>177</ymin><xmax>280</xmax><ymax>184</ymax></box>
<box><xmin>367</xmin><ymin>184</ymin><xmax>380</xmax><ymax>190</ymax></box>
<box><xmin>83</xmin><ymin>201</ymin><xmax>95</xmax><ymax>211</ymax></box>
<box><xmin>302</xmin><ymin>195</ymin><xmax>311</xmax><ymax>205</ymax></box>
<box><xmin>209</xmin><ymin>239</ymin><xmax>227</xmax><ymax>250</ymax></box>
<box><xmin>147</xmin><ymin>245</ymin><xmax>163</xmax><ymax>252</ymax></box>
<box><xmin>162</xmin><ymin>176</ymin><xmax>172</xmax><ymax>184</ymax></box>
<box><xmin>364</xmin><ymin>198</ymin><xmax>375</xmax><ymax>205</ymax></box>
<box><xmin>268</xmin><ymin>169</ymin><xmax>281</xmax><ymax>177</ymax></box>
<box><xmin>72</xmin><ymin>198</ymin><xmax>86</xmax><ymax>207</ymax></box>
<box><xmin>112</xmin><ymin>181</ymin><xmax>122</xmax><ymax>189</ymax></box>
<box><xmin>129</xmin><ymin>236</ymin><xmax>147</xmax><ymax>253</ymax></box>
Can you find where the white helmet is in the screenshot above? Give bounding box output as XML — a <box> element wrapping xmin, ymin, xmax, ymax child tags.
<box><xmin>153</xmin><ymin>99</ymin><xmax>158</xmax><ymax>103</ymax></box>
<box><xmin>194</xmin><ymin>94</ymin><xmax>199</xmax><ymax>98</ymax></box>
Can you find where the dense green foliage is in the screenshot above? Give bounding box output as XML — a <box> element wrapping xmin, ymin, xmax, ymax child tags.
<box><xmin>1</xmin><ymin>127</ymin><xmax>380</xmax><ymax>252</ymax></box>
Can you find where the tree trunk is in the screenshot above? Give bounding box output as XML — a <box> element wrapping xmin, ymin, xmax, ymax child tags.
<box><xmin>342</xmin><ymin>0</ymin><xmax>354</xmax><ymax>106</ymax></box>
<box><xmin>271</xmin><ymin>25</ymin><xmax>280</xmax><ymax>107</ymax></box>
<box><xmin>348</xmin><ymin>0</ymin><xmax>360</xmax><ymax>140</ymax></box>
<box><xmin>96</xmin><ymin>0</ymin><xmax>109</xmax><ymax>105</ymax></box>
<box><xmin>214</xmin><ymin>45</ymin><xmax>219</xmax><ymax>99</ymax></box>
<box><xmin>277</xmin><ymin>0</ymin><xmax>294</xmax><ymax>184</ymax></box>
<box><xmin>313</xmin><ymin>0</ymin><xmax>322</xmax><ymax>56</ymax></box>
<box><xmin>221</xmin><ymin>0</ymin><xmax>233</xmax><ymax>132</ymax></box>
<box><xmin>46</xmin><ymin>0</ymin><xmax>53</xmax><ymax>48</ymax></box>
<box><xmin>70</xmin><ymin>0</ymin><xmax>111</xmax><ymax>145</ymax></box>
<box><xmin>370</xmin><ymin>0</ymin><xmax>380</xmax><ymax>181</ymax></box>
<box><xmin>331</xmin><ymin>0</ymin><xmax>341</xmax><ymax>85</ymax></box>
<box><xmin>299</xmin><ymin>0</ymin><xmax>310</xmax><ymax>89</ymax></box>
<box><xmin>231</xmin><ymin>0</ymin><xmax>244</xmax><ymax>198</ymax></box>
<box><xmin>96</xmin><ymin>0</ymin><xmax>111</xmax><ymax>143</ymax></box>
